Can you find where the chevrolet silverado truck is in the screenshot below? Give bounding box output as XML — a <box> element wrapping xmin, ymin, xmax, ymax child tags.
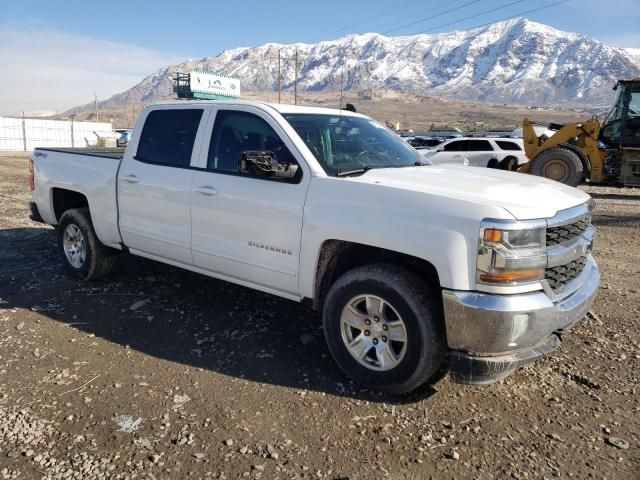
<box><xmin>28</xmin><ymin>101</ymin><xmax>599</xmax><ymax>394</ymax></box>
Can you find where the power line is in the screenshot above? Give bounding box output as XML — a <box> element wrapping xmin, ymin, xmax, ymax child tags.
<box><xmin>372</xmin><ymin>0</ymin><xmax>470</xmax><ymax>34</ymax></box>
<box><xmin>307</xmin><ymin>0</ymin><xmax>428</xmax><ymax>42</ymax></box>
<box><xmin>451</xmin><ymin>0</ymin><xmax>571</xmax><ymax>33</ymax></box>
<box><xmin>0</xmin><ymin>97</ymin><xmax>91</xmax><ymax>104</ymax></box>
<box><xmin>382</xmin><ymin>0</ymin><xmax>481</xmax><ymax>35</ymax></box>
<box><xmin>415</xmin><ymin>0</ymin><xmax>526</xmax><ymax>34</ymax></box>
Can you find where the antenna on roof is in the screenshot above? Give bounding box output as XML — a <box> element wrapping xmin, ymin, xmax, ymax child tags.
<box><xmin>339</xmin><ymin>64</ymin><xmax>345</xmax><ymax>111</ymax></box>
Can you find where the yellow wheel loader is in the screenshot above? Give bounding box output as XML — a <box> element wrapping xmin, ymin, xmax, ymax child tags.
<box><xmin>520</xmin><ymin>79</ymin><xmax>640</xmax><ymax>187</ymax></box>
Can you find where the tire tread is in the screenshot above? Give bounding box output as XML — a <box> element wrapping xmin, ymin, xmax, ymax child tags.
<box><xmin>322</xmin><ymin>263</ymin><xmax>445</xmax><ymax>395</ymax></box>
<box><xmin>57</xmin><ymin>207</ymin><xmax>115</xmax><ymax>280</ymax></box>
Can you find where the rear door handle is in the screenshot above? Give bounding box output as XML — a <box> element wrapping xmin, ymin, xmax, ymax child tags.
<box><xmin>121</xmin><ymin>174</ymin><xmax>140</xmax><ymax>184</ymax></box>
<box><xmin>194</xmin><ymin>185</ymin><xmax>218</xmax><ymax>196</ymax></box>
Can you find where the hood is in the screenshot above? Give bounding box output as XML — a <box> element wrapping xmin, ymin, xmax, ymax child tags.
<box><xmin>347</xmin><ymin>165</ymin><xmax>590</xmax><ymax>220</ymax></box>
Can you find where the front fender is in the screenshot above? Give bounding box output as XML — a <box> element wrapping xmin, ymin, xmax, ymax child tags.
<box><xmin>298</xmin><ymin>178</ymin><xmax>509</xmax><ymax>299</ymax></box>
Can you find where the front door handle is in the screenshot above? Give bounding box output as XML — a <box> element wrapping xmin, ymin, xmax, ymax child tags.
<box><xmin>121</xmin><ymin>174</ymin><xmax>140</xmax><ymax>184</ymax></box>
<box><xmin>194</xmin><ymin>185</ymin><xmax>218</xmax><ymax>196</ymax></box>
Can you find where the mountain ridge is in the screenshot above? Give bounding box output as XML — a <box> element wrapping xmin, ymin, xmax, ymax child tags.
<box><xmin>68</xmin><ymin>18</ymin><xmax>640</xmax><ymax>114</ymax></box>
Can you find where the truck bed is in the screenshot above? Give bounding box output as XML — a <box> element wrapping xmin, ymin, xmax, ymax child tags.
<box><xmin>36</xmin><ymin>147</ymin><xmax>125</xmax><ymax>159</ymax></box>
<box><xmin>31</xmin><ymin>147</ymin><xmax>124</xmax><ymax>249</ymax></box>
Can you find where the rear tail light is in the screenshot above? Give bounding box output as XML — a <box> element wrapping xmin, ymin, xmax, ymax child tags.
<box><xmin>28</xmin><ymin>159</ymin><xmax>35</xmax><ymax>191</ymax></box>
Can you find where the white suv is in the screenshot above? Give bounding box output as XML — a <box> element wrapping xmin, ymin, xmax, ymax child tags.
<box><xmin>421</xmin><ymin>137</ymin><xmax>527</xmax><ymax>170</ymax></box>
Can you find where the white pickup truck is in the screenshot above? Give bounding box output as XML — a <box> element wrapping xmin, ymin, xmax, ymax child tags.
<box><xmin>28</xmin><ymin>100</ymin><xmax>599</xmax><ymax>394</ymax></box>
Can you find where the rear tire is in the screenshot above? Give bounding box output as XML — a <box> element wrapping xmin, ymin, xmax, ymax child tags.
<box><xmin>57</xmin><ymin>208</ymin><xmax>115</xmax><ymax>280</ymax></box>
<box><xmin>500</xmin><ymin>156</ymin><xmax>518</xmax><ymax>171</ymax></box>
<box><xmin>322</xmin><ymin>264</ymin><xmax>446</xmax><ymax>395</ymax></box>
<box><xmin>530</xmin><ymin>147</ymin><xmax>584</xmax><ymax>186</ymax></box>
<box><xmin>487</xmin><ymin>158</ymin><xmax>500</xmax><ymax>169</ymax></box>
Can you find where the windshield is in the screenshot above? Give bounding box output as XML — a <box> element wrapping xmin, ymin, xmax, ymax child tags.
<box><xmin>283</xmin><ymin>113</ymin><xmax>426</xmax><ymax>176</ymax></box>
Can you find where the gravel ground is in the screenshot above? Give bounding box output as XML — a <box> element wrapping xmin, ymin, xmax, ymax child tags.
<box><xmin>0</xmin><ymin>155</ymin><xmax>638</xmax><ymax>479</ymax></box>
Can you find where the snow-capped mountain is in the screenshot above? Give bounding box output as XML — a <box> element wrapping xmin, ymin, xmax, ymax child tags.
<box><xmin>71</xmin><ymin>18</ymin><xmax>640</xmax><ymax>112</ymax></box>
<box><xmin>623</xmin><ymin>48</ymin><xmax>640</xmax><ymax>68</ymax></box>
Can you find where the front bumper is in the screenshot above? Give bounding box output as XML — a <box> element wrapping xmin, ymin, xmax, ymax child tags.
<box><xmin>442</xmin><ymin>256</ymin><xmax>599</xmax><ymax>385</ymax></box>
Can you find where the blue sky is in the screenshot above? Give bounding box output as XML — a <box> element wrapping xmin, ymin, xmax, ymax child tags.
<box><xmin>1</xmin><ymin>0</ymin><xmax>639</xmax><ymax>114</ymax></box>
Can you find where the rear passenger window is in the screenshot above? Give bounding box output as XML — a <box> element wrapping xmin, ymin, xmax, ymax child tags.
<box><xmin>496</xmin><ymin>141</ymin><xmax>522</xmax><ymax>151</ymax></box>
<box><xmin>136</xmin><ymin>109</ymin><xmax>203</xmax><ymax>168</ymax></box>
<box><xmin>443</xmin><ymin>140</ymin><xmax>467</xmax><ymax>152</ymax></box>
<box><xmin>467</xmin><ymin>140</ymin><xmax>493</xmax><ymax>151</ymax></box>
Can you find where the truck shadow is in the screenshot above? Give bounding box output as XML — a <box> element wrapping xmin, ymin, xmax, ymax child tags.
<box><xmin>591</xmin><ymin>214</ymin><xmax>640</xmax><ymax>228</ymax></box>
<box><xmin>589</xmin><ymin>192</ymin><xmax>640</xmax><ymax>202</ymax></box>
<box><xmin>0</xmin><ymin>226</ymin><xmax>443</xmax><ymax>403</ymax></box>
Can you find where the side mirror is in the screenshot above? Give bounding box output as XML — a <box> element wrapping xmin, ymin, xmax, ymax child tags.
<box><xmin>239</xmin><ymin>150</ymin><xmax>299</xmax><ymax>180</ymax></box>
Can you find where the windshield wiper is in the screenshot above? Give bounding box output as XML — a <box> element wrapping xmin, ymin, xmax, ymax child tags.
<box><xmin>335</xmin><ymin>163</ymin><xmax>425</xmax><ymax>177</ymax></box>
<box><xmin>335</xmin><ymin>166</ymin><xmax>375</xmax><ymax>177</ymax></box>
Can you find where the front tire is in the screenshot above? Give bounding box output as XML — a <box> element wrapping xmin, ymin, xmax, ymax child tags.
<box><xmin>530</xmin><ymin>147</ymin><xmax>584</xmax><ymax>186</ymax></box>
<box><xmin>57</xmin><ymin>208</ymin><xmax>115</xmax><ymax>280</ymax></box>
<box><xmin>322</xmin><ymin>264</ymin><xmax>446</xmax><ymax>395</ymax></box>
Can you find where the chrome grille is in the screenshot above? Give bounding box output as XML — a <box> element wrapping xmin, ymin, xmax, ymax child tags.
<box><xmin>546</xmin><ymin>217</ymin><xmax>591</xmax><ymax>246</ymax></box>
<box><xmin>545</xmin><ymin>256</ymin><xmax>587</xmax><ymax>292</ymax></box>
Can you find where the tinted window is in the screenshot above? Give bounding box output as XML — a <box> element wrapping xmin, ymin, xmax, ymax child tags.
<box><xmin>495</xmin><ymin>141</ymin><xmax>522</xmax><ymax>151</ymax></box>
<box><xmin>443</xmin><ymin>140</ymin><xmax>467</xmax><ymax>152</ymax></box>
<box><xmin>467</xmin><ymin>140</ymin><xmax>493</xmax><ymax>151</ymax></box>
<box><xmin>136</xmin><ymin>109</ymin><xmax>203</xmax><ymax>167</ymax></box>
<box><xmin>208</xmin><ymin>110</ymin><xmax>298</xmax><ymax>174</ymax></box>
<box><xmin>410</xmin><ymin>138</ymin><xmax>443</xmax><ymax>148</ymax></box>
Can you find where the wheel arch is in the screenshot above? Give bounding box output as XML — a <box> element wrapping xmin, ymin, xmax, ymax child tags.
<box><xmin>311</xmin><ymin>239</ymin><xmax>441</xmax><ymax>311</ymax></box>
<box><xmin>51</xmin><ymin>188</ymin><xmax>90</xmax><ymax>224</ymax></box>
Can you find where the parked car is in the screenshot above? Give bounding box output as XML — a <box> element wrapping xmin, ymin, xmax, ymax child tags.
<box><xmin>116</xmin><ymin>129</ymin><xmax>133</xmax><ymax>147</ymax></box>
<box><xmin>421</xmin><ymin>137</ymin><xmax>527</xmax><ymax>170</ymax></box>
<box><xmin>28</xmin><ymin>100</ymin><xmax>598</xmax><ymax>394</ymax></box>
<box><xmin>511</xmin><ymin>124</ymin><xmax>557</xmax><ymax>139</ymax></box>
<box><xmin>408</xmin><ymin>136</ymin><xmax>445</xmax><ymax>149</ymax></box>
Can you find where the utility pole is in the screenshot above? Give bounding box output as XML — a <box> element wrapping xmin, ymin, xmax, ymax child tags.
<box><xmin>277</xmin><ymin>49</ymin><xmax>281</xmax><ymax>104</ymax></box>
<box><xmin>294</xmin><ymin>49</ymin><xmax>304</xmax><ymax>105</ymax></box>
<box><xmin>294</xmin><ymin>50</ymin><xmax>298</xmax><ymax>105</ymax></box>
<box><xmin>94</xmin><ymin>93</ymin><xmax>99</xmax><ymax>122</ymax></box>
<box><xmin>269</xmin><ymin>49</ymin><xmax>283</xmax><ymax>104</ymax></box>
<box><xmin>339</xmin><ymin>65</ymin><xmax>345</xmax><ymax>111</ymax></box>
<box><xmin>21</xmin><ymin>111</ymin><xmax>27</xmax><ymax>152</ymax></box>
<box><xmin>293</xmin><ymin>50</ymin><xmax>305</xmax><ymax>105</ymax></box>
<box><xmin>70</xmin><ymin>114</ymin><xmax>75</xmax><ymax>147</ymax></box>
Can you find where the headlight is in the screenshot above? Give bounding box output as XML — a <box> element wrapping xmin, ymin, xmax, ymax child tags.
<box><xmin>477</xmin><ymin>221</ymin><xmax>546</xmax><ymax>286</ymax></box>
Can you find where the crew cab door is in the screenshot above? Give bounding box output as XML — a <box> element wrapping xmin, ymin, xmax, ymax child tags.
<box><xmin>465</xmin><ymin>139</ymin><xmax>496</xmax><ymax>167</ymax></box>
<box><xmin>436</xmin><ymin>139</ymin><xmax>467</xmax><ymax>165</ymax></box>
<box><xmin>190</xmin><ymin>106</ymin><xmax>310</xmax><ymax>297</ymax></box>
<box><xmin>118</xmin><ymin>106</ymin><xmax>209</xmax><ymax>264</ymax></box>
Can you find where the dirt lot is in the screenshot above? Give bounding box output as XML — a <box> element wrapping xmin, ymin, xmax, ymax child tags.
<box><xmin>0</xmin><ymin>154</ymin><xmax>638</xmax><ymax>479</ymax></box>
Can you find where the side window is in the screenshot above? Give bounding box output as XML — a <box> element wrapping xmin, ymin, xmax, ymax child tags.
<box><xmin>207</xmin><ymin>110</ymin><xmax>298</xmax><ymax>177</ymax></box>
<box><xmin>443</xmin><ymin>140</ymin><xmax>467</xmax><ymax>152</ymax></box>
<box><xmin>467</xmin><ymin>140</ymin><xmax>493</xmax><ymax>151</ymax></box>
<box><xmin>495</xmin><ymin>141</ymin><xmax>522</xmax><ymax>151</ymax></box>
<box><xmin>136</xmin><ymin>109</ymin><xmax>203</xmax><ymax>167</ymax></box>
